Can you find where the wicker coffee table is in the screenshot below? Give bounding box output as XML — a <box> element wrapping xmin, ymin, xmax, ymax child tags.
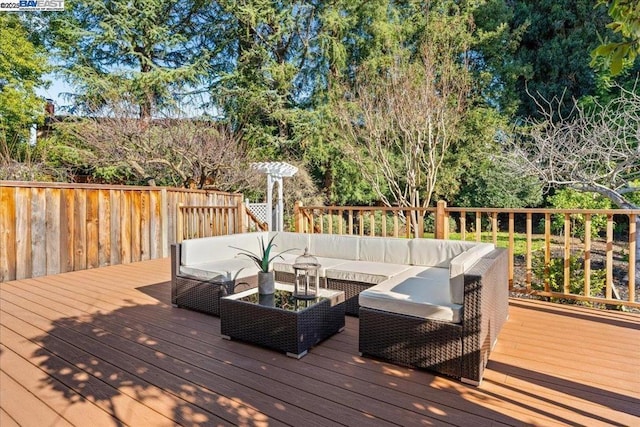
<box><xmin>220</xmin><ymin>283</ymin><xmax>345</xmax><ymax>358</ymax></box>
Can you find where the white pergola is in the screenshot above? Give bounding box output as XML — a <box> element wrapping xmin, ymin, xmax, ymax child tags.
<box><xmin>251</xmin><ymin>162</ymin><xmax>298</xmax><ymax>231</ymax></box>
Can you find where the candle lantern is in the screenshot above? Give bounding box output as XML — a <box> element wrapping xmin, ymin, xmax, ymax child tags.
<box><xmin>293</xmin><ymin>248</ymin><xmax>320</xmax><ymax>300</ymax></box>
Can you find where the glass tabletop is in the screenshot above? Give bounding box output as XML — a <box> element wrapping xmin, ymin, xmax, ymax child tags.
<box><xmin>225</xmin><ymin>283</ymin><xmax>344</xmax><ymax>311</ymax></box>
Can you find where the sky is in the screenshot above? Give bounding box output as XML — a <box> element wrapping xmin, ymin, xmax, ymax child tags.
<box><xmin>35</xmin><ymin>75</ymin><xmax>213</xmax><ymax>118</ymax></box>
<box><xmin>36</xmin><ymin>75</ymin><xmax>73</xmax><ymax>114</ymax></box>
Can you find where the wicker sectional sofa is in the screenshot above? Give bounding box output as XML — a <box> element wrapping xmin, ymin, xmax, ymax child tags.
<box><xmin>171</xmin><ymin>231</ymin><xmax>508</xmax><ymax>384</ymax></box>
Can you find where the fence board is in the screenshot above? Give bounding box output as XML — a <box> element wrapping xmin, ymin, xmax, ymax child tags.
<box><xmin>86</xmin><ymin>189</ymin><xmax>99</xmax><ymax>269</ymax></box>
<box><xmin>60</xmin><ymin>188</ymin><xmax>74</xmax><ymax>273</ymax></box>
<box><xmin>110</xmin><ymin>190</ymin><xmax>122</xmax><ymax>266</ymax></box>
<box><xmin>140</xmin><ymin>191</ymin><xmax>150</xmax><ymax>261</ymax></box>
<box><xmin>629</xmin><ymin>215</ymin><xmax>636</xmax><ymax>302</ymax></box>
<box><xmin>30</xmin><ymin>187</ymin><xmax>46</xmax><ymax>277</ymax></box>
<box><xmin>45</xmin><ymin>189</ymin><xmax>61</xmax><ymax>275</ymax></box>
<box><xmin>526</xmin><ymin>213</ymin><xmax>532</xmax><ymax>290</ymax></box>
<box><xmin>15</xmin><ymin>188</ymin><xmax>32</xmax><ymax>279</ymax></box>
<box><xmin>73</xmin><ymin>189</ymin><xmax>87</xmax><ymax>271</ymax></box>
<box><xmin>563</xmin><ymin>214</ymin><xmax>571</xmax><ymax>295</ymax></box>
<box><xmin>120</xmin><ymin>190</ymin><xmax>132</xmax><ymax>264</ymax></box>
<box><xmin>584</xmin><ymin>214</ymin><xmax>592</xmax><ymax>297</ymax></box>
<box><xmin>130</xmin><ymin>191</ymin><xmax>141</xmax><ymax>263</ymax></box>
<box><xmin>159</xmin><ymin>188</ymin><xmax>168</xmax><ymax>257</ymax></box>
<box><xmin>98</xmin><ymin>189</ymin><xmax>111</xmax><ymax>267</ymax></box>
<box><xmin>1</xmin><ymin>186</ymin><xmax>16</xmax><ymax>281</ymax></box>
<box><xmin>544</xmin><ymin>213</ymin><xmax>551</xmax><ymax>293</ymax></box>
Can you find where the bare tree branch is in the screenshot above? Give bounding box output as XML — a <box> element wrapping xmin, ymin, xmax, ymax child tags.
<box><xmin>336</xmin><ymin>24</ymin><xmax>471</xmax><ymax>217</ymax></box>
<box><xmin>503</xmin><ymin>82</ymin><xmax>640</xmax><ymax>210</ymax></box>
<box><xmin>503</xmin><ymin>82</ymin><xmax>640</xmax><ymax>284</ymax></box>
<box><xmin>66</xmin><ymin>113</ymin><xmax>256</xmax><ymax>190</ymax></box>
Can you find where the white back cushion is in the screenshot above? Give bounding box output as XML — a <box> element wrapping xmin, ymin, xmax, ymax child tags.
<box><xmin>358</xmin><ymin>237</ymin><xmax>386</xmax><ymax>262</ymax></box>
<box><xmin>181</xmin><ymin>232</ymin><xmax>267</xmax><ymax>265</ymax></box>
<box><xmin>409</xmin><ymin>238</ymin><xmax>475</xmax><ymax>267</ymax></box>
<box><xmin>449</xmin><ymin>243</ymin><xmax>495</xmax><ymax>304</ymax></box>
<box><xmin>359</xmin><ymin>236</ymin><xmax>411</xmax><ymax>264</ymax></box>
<box><xmin>309</xmin><ymin>234</ymin><xmax>359</xmax><ymax>260</ymax></box>
<box><xmin>384</xmin><ymin>237</ymin><xmax>412</xmax><ymax>264</ymax></box>
<box><xmin>269</xmin><ymin>232</ymin><xmax>310</xmax><ymax>255</ymax></box>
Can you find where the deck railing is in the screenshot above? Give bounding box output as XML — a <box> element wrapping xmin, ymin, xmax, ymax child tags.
<box><xmin>293</xmin><ymin>201</ymin><xmax>639</xmax><ymax>309</ymax></box>
<box><xmin>176</xmin><ymin>202</ymin><xmax>267</xmax><ymax>242</ymax></box>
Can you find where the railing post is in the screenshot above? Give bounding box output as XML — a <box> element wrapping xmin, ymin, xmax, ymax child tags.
<box><xmin>294</xmin><ymin>201</ymin><xmax>304</xmax><ymax>233</ymax></box>
<box><xmin>629</xmin><ymin>214</ymin><xmax>636</xmax><ymax>302</ymax></box>
<box><xmin>435</xmin><ymin>200</ymin><xmax>447</xmax><ymax>239</ymax></box>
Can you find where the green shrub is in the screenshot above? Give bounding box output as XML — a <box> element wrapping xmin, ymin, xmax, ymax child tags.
<box><xmin>531</xmin><ymin>249</ymin><xmax>606</xmax><ymax>304</ymax></box>
<box><xmin>547</xmin><ymin>189</ymin><xmax>612</xmax><ymax>241</ymax></box>
<box><xmin>421</xmin><ymin>213</ymin><xmax>457</xmax><ymax>236</ymax></box>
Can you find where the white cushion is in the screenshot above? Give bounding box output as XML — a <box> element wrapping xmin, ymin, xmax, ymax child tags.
<box><xmin>180</xmin><ymin>258</ymin><xmax>260</xmax><ymax>281</ymax></box>
<box><xmin>409</xmin><ymin>238</ymin><xmax>476</xmax><ymax>267</ymax></box>
<box><xmin>359</xmin><ymin>271</ymin><xmax>462</xmax><ymax>323</ymax></box>
<box><xmin>309</xmin><ymin>234</ymin><xmax>359</xmax><ymax>260</ymax></box>
<box><xmin>181</xmin><ymin>232</ymin><xmax>267</xmax><ymax>265</ymax></box>
<box><xmin>449</xmin><ymin>243</ymin><xmax>495</xmax><ymax>304</ymax></box>
<box><xmin>269</xmin><ymin>232</ymin><xmax>309</xmax><ymax>255</ymax></box>
<box><xmin>270</xmin><ymin>253</ymin><xmax>298</xmax><ymax>274</ymax></box>
<box><xmin>272</xmin><ymin>256</ymin><xmax>350</xmax><ymax>277</ymax></box>
<box><xmin>359</xmin><ymin>236</ymin><xmax>411</xmax><ymax>264</ymax></box>
<box><xmin>325</xmin><ymin>261</ymin><xmax>411</xmax><ymax>284</ymax></box>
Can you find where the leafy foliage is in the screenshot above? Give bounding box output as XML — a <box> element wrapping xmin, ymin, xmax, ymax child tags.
<box><xmin>46</xmin><ymin>0</ymin><xmax>227</xmax><ymax>119</ymax></box>
<box><xmin>454</xmin><ymin>158</ymin><xmax>542</xmax><ymax>208</ymax></box>
<box><xmin>10</xmin><ymin>0</ymin><xmax>637</xmax><ymax>228</ymax></box>
<box><xmin>532</xmin><ymin>249</ymin><xmax>606</xmax><ymax>304</ymax></box>
<box><xmin>592</xmin><ymin>0</ymin><xmax>640</xmax><ymax>75</ymax></box>
<box><xmin>0</xmin><ymin>14</ymin><xmax>49</xmax><ymax>145</ymax></box>
<box><xmin>509</xmin><ymin>0</ymin><xmax>614</xmax><ymax>118</ymax></box>
<box><xmin>547</xmin><ymin>189</ymin><xmax>612</xmax><ymax>240</ymax></box>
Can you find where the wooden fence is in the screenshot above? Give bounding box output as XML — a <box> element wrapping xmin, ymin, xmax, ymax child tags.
<box><xmin>0</xmin><ymin>181</ymin><xmax>244</xmax><ymax>282</ymax></box>
<box><xmin>293</xmin><ymin>201</ymin><xmax>639</xmax><ymax>309</ymax></box>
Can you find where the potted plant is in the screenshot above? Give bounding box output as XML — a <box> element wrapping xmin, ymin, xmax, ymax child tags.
<box><xmin>232</xmin><ymin>234</ymin><xmax>294</xmax><ymax>295</ymax></box>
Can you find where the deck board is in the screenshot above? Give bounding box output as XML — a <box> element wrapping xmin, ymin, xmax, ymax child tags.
<box><xmin>1</xmin><ymin>258</ymin><xmax>639</xmax><ymax>426</ymax></box>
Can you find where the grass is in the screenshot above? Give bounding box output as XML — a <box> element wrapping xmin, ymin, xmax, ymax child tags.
<box><xmin>422</xmin><ymin>232</ymin><xmax>547</xmax><ymax>257</ymax></box>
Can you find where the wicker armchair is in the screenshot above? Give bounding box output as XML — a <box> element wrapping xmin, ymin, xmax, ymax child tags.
<box><xmin>358</xmin><ymin>248</ymin><xmax>509</xmax><ymax>385</ymax></box>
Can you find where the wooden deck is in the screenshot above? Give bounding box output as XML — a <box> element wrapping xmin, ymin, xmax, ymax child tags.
<box><xmin>1</xmin><ymin>259</ymin><xmax>638</xmax><ymax>426</ymax></box>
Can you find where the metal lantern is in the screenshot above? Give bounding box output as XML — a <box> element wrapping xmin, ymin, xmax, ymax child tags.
<box><xmin>293</xmin><ymin>248</ymin><xmax>320</xmax><ymax>300</ymax></box>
